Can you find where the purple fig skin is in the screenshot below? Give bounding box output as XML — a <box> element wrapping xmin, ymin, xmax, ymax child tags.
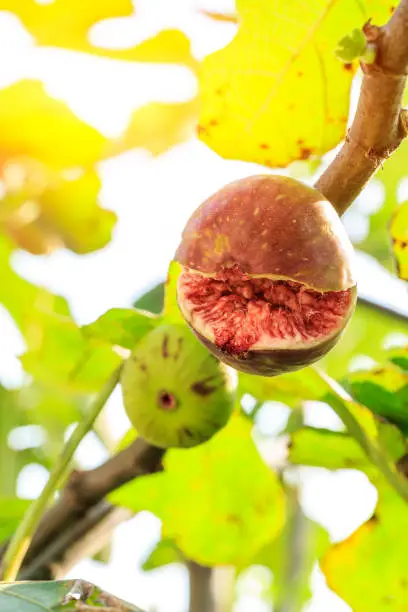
<box><xmin>175</xmin><ymin>175</ymin><xmax>355</xmax><ymax>292</ymax></box>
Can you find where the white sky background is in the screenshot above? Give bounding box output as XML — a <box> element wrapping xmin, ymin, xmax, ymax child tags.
<box><xmin>0</xmin><ymin>0</ymin><xmax>407</xmax><ymax>610</ymax></box>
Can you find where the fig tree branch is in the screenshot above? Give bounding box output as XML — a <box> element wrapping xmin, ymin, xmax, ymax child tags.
<box><xmin>0</xmin><ymin>437</ymin><xmax>164</xmax><ymax>581</ymax></box>
<box><xmin>315</xmin><ymin>0</ymin><xmax>408</xmax><ymax>214</ymax></box>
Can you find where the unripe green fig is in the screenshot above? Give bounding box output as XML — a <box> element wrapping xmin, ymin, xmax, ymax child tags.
<box><xmin>175</xmin><ymin>175</ymin><xmax>357</xmax><ymax>377</ymax></box>
<box><xmin>121</xmin><ymin>323</ymin><xmax>236</xmax><ymax>448</ymax></box>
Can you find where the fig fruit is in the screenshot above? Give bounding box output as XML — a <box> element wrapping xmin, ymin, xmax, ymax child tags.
<box><xmin>175</xmin><ymin>175</ymin><xmax>356</xmax><ymax>376</ymax></box>
<box><xmin>121</xmin><ymin>323</ymin><xmax>236</xmax><ymax>448</ymax></box>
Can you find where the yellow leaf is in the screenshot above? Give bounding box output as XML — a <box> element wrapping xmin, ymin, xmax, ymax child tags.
<box><xmin>0</xmin><ymin>0</ymin><xmax>132</xmax><ymax>54</ymax></box>
<box><xmin>390</xmin><ymin>201</ymin><xmax>408</xmax><ymax>280</ymax></box>
<box><xmin>108</xmin><ymin>98</ymin><xmax>199</xmax><ymax>158</ymax></box>
<box><xmin>0</xmin><ymin>80</ymin><xmax>106</xmax><ymax>170</ymax></box>
<box><xmin>119</xmin><ymin>29</ymin><xmax>197</xmax><ymax>70</ymax></box>
<box><xmin>1</xmin><ymin>0</ymin><xmax>197</xmax><ymax>67</ymax></box>
<box><xmin>0</xmin><ymin>161</ymin><xmax>116</xmax><ymax>255</ymax></box>
<box><xmin>322</xmin><ymin>485</ymin><xmax>408</xmax><ymax>612</ymax></box>
<box><xmin>198</xmin><ymin>0</ymin><xmax>394</xmax><ymax>168</ymax></box>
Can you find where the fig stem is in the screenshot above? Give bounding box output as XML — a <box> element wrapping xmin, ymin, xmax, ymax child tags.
<box><xmin>315</xmin><ymin>0</ymin><xmax>408</xmax><ymax>214</ymax></box>
<box><xmin>0</xmin><ymin>365</ymin><xmax>123</xmax><ymax>582</ymax></box>
<box><xmin>312</xmin><ymin>367</ymin><xmax>408</xmax><ymax>503</ymax></box>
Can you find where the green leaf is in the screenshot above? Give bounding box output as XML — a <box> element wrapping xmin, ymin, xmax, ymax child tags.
<box><xmin>0</xmin><ymin>384</ymin><xmax>54</xmax><ymax>496</ymax></box>
<box><xmin>312</xmin><ymin>369</ymin><xmax>408</xmax><ymax>502</ymax></box>
<box><xmin>0</xmin><ymin>236</ymin><xmax>120</xmax><ymax>392</ymax></box>
<box><xmin>133</xmin><ymin>283</ymin><xmax>165</xmax><ymax>314</ymax></box>
<box><xmin>0</xmin><ymin>498</ymin><xmax>30</xmax><ymax>541</ymax></box>
<box><xmin>360</xmin><ymin>140</ymin><xmax>408</xmax><ymax>268</ymax></box>
<box><xmin>289</xmin><ymin>427</ymin><xmax>370</xmax><ymax>471</ymax></box>
<box><xmin>238</xmin><ymin>367</ymin><xmax>325</xmax><ymax>407</ymax></box>
<box><xmin>163</xmin><ymin>261</ymin><xmax>184</xmax><ymax>324</ymax></box>
<box><xmin>322</xmin><ymin>484</ymin><xmax>408</xmax><ymax>612</ymax></box>
<box><xmin>142</xmin><ymin>538</ymin><xmax>184</xmax><ymax>572</ymax></box>
<box><xmin>321</xmin><ymin>300</ymin><xmax>408</xmax><ymax>380</ymax></box>
<box><xmin>110</xmin><ymin>414</ymin><xmax>285</xmax><ymax>566</ymax></box>
<box><xmin>0</xmin><ymin>579</ymin><xmax>144</xmax><ymax>611</ymax></box>
<box><xmin>198</xmin><ymin>0</ymin><xmax>393</xmax><ymax>168</ymax></box>
<box><xmin>114</xmin><ymin>427</ymin><xmax>137</xmax><ymax>453</ymax></box>
<box><xmin>250</xmin><ymin>495</ymin><xmax>330</xmax><ymax>610</ymax></box>
<box><xmin>389</xmin><ymin>346</ymin><xmax>408</xmax><ymax>372</ymax></box>
<box><xmin>335</xmin><ymin>28</ymin><xmax>366</xmax><ymax>62</ymax></box>
<box><xmin>82</xmin><ymin>308</ymin><xmax>159</xmax><ymax>350</ymax></box>
<box><xmin>345</xmin><ymin>365</ymin><xmax>408</xmax><ymax>432</ymax></box>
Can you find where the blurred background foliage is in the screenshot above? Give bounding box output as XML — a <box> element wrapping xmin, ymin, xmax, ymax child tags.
<box><xmin>1</xmin><ymin>1</ymin><xmax>408</xmax><ymax>611</ymax></box>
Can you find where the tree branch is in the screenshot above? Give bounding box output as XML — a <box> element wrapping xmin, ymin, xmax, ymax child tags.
<box><xmin>315</xmin><ymin>0</ymin><xmax>408</xmax><ymax>214</ymax></box>
<box><xmin>188</xmin><ymin>561</ymin><xmax>215</xmax><ymax>612</ymax></box>
<box><xmin>0</xmin><ymin>438</ymin><xmax>164</xmax><ymax>579</ymax></box>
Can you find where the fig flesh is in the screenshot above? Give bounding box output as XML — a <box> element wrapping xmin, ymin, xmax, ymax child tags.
<box><xmin>175</xmin><ymin>175</ymin><xmax>356</xmax><ymax>376</ymax></box>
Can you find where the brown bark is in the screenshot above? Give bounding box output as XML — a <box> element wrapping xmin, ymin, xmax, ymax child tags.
<box><xmin>0</xmin><ymin>439</ymin><xmax>164</xmax><ymax>579</ymax></box>
<box><xmin>188</xmin><ymin>561</ymin><xmax>215</xmax><ymax>612</ymax></box>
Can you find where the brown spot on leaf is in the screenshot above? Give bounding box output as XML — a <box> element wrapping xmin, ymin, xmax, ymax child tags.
<box><xmin>396</xmin><ymin>453</ymin><xmax>408</xmax><ymax>478</ymax></box>
<box><xmin>372</xmin><ymin>368</ymin><xmax>385</xmax><ymax>375</ymax></box>
<box><xmin>390</xmin><ymin>5</ymin><xmax>395</xmax><ymax>13</ymax></box>
<box><xmin>259</xmin><ymin>143</ymin><xmax>270</xmax><ymax>150</ymax></box>
<box><xmin>368</xmin><ymin>512</ymin><xmax>379</xmax><ymax>524</ymax></box>
<box><xmin>344</xmin><ymin>63</ymin><xmax>353</xmax><ymax>71</ymax></box>
<box><xmin>162</xmin><ymin>334</ymin><xmax>169</xmax><ymax>358</ymax></box>
<box><xmin>297</xmin><ymin>138</ymin><xmax>304</xmax><ymax>145</ymax></box>
<box><xmin>297</xmin><ymin>71</ymin><xmax>303</xmax><ymax>77</ymax></box>
<box><xmin>140</xmin><ymin>363</ymin><xmax>147</xmax><ymax>372</ymax></box>
<box><xmin>401</xmin><ymin>241</ymin><xmax>408</xmax><ymax>249</ymax></box>
<box><xmin>226</xmin><ymin>513</ymin><xmax>241</xmax><ymax>525</ymax></box>
<box><xmin>209</xmin><ymin>119</ymin><xmax>219</xmax><ymax>127</ymax></box>
<box><xmin>300</xmin><ymin>147</ymin><xmax>313</xmax><ymax>160</ymax></box>
<box><xmin>182</xmin><ymin>427</ymin><xmax>194</xmax><ymax>438</ymax></box>
<box><xmin>191</xmin><ymin>375</ymin><xmax>218</xmax><ymax>396</ymax></box>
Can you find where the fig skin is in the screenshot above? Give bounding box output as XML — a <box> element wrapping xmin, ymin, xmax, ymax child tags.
<box><xmin>121</xmin><ymin>323</ymin><xmax>236</xmax><ymax>448</ymax></box>
<box><xmin>175</xmin><ymin>174</ymin><xmax>355</xmax><ymax>293</ymax></box>
<box><xmin>175</xmin><ymin>175</ymin><xmax>357</xmax><ymax>377</ymax></box>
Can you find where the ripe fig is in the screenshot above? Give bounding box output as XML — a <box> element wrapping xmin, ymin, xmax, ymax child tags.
<box><xmin>175</xmin><ymin>175</ymin><xmax>356</xmax><ymax>376</ymax></box>
<box><xmin>121</xmin><ymin>323</ymin><xmax>236</xmax><ymax>448</ymax></box>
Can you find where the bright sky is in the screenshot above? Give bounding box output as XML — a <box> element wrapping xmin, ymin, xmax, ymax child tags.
<box><xmin>0</xmin><ymin>1</ymin><xmax>405</xmax><ymax>610</ymax></box>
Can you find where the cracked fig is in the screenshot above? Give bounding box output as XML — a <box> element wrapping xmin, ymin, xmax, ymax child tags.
<box><xmin>175</xmin><ymin>175</ymin><xmax>357</xmax><ymax>376</ymax></box>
